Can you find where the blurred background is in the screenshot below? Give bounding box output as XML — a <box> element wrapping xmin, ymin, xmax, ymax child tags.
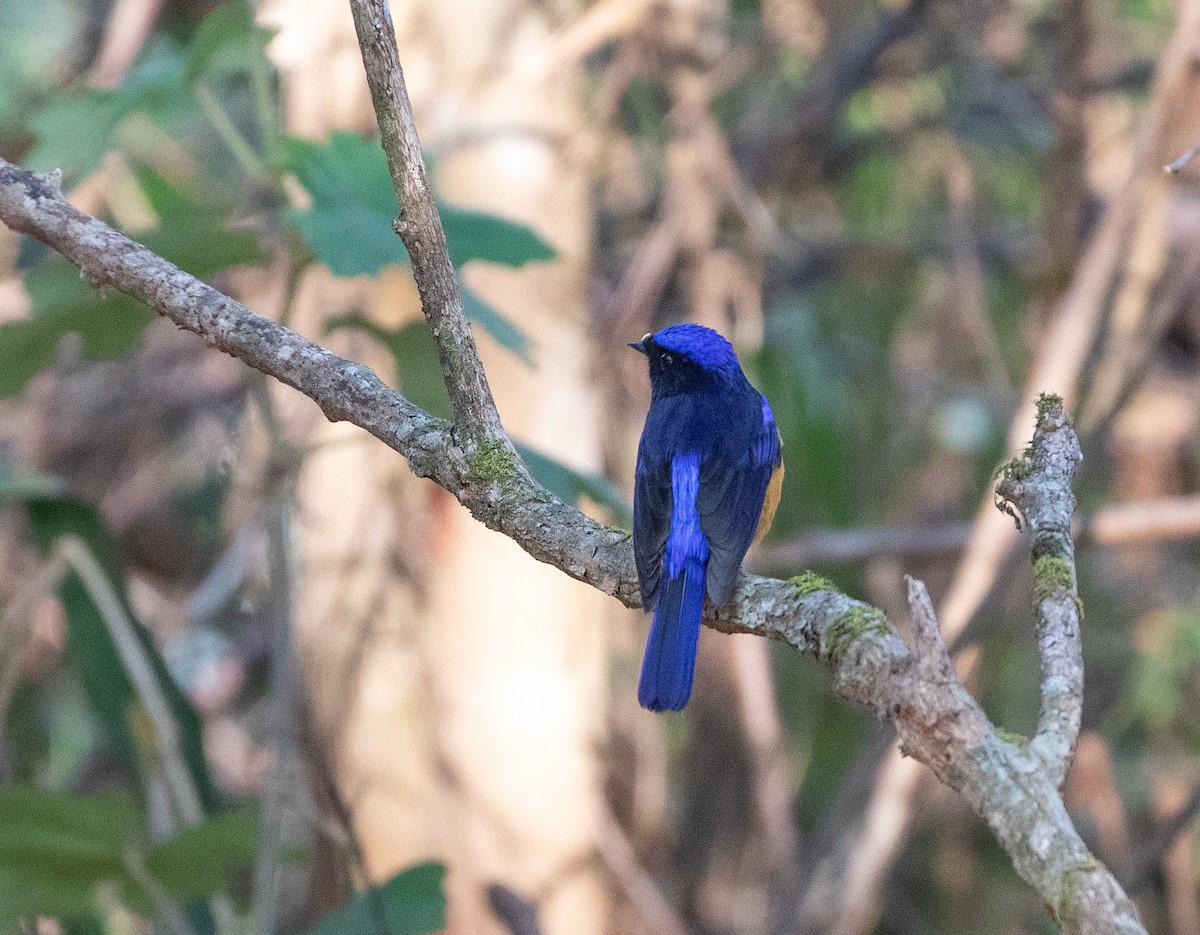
<box><xmin>1</xmin><ymin>0</ymin><xmax>1200</xmax><ymax>933</ymax></box>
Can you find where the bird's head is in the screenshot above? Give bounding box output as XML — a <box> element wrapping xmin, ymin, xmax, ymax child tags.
<box><xmin>628</xmin><ymin>323</ymin><xmax>745</xmax><ymax>397</ymax></box>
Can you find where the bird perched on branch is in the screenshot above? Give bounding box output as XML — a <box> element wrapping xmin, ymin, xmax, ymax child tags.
<box><xmin>629</xmin><ymin>324</ymin><xmax>784</xmax><ymax>711</ymax></box>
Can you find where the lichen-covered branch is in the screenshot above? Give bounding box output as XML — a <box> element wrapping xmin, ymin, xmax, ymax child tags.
<box><xmin>347</xmin><ymin>0</ymin><xmax>506</xmax><ymax>450</ymax></box>
<box><xmin>996</xmin><ymin>394</ymin><xmax>1085</xmax><ymax>789</ymax></box>
<box><xmin>0</xmin><ymin>162</ymin><xmax>1141</xmax><ymax>935</ymax></box>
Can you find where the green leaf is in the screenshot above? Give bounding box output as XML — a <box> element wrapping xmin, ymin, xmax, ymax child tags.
<box><xmin>441</xmin><ymin>203</ymin><xmax>555</xmax><ymax>268</ymax></box>
<box><xmin>133</xmin><ymin>164</ymin><xmax>268</xmax><ymax>275</ymax></box>
<box><xmin>0</xmin><ymin>786</ymin><xmax>137</xmax><ymax>924</ymax></box>
<box><xmin>280</xmin><ymin>132</ymin><xmax>556</xmax><ymax>277</ymax></box>
<box><xmin>279</xmin><ymin>133</ymin><xmax>405</xmax><ymax>277</ymax></box>
<box><xmin>135</xmin><ymin>809</ymin><xmax>260</xmax><ymax>908</ymax></box>
<box><xmin>459</xmin><ymin>284</ymin><xmax>533</xmax><ymax>364</ymax></box>
<box><xmin>305</xmin><ymin>863</ymin><xmax>446</xmax><ymax>935</ymax></box>
<box><xmin>27</xmin><ymin>46</ymin><xmax>193</xmax><ymax>180</ymax></box>
<box><xmin>0</xmin><ymin>786</ymin><xmax>137</xmax><ymax>861</ymax></box>
<box><xmin>23</xmin><ymin>498</ymin><xmax>218</xmax><ymax>814</ymax></box>
<box><xmin>515</xmin><ymin>444</ymin><xmax>630</xmax><ymax>522</ymax></box>
<box><xmin>184</xmin><ymin>0</ymin><xmax>275</xmax><ymax>85</ymax></box>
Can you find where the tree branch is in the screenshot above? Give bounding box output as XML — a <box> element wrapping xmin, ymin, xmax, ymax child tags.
<box><xmin>996</xmin><ymin>394</ymin><xmax>1084</xmax><ymax>789</ymax></box>
<box><xmin>347</xmin><ymin>0</ymin><xmax>506</xmax><ymax>449</ymax></box>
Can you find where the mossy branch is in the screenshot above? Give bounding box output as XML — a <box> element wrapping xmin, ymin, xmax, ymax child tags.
<box><xmin>996</xmin><ymin>393</ymin><xmax>1085</xmax><ymax>789</ymax></box>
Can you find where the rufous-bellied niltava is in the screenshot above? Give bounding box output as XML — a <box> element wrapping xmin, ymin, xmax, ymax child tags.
<box><xmin>628</xmin><ymin>324</ymin><xmax>784</xmax><ymax>711</ymax></box>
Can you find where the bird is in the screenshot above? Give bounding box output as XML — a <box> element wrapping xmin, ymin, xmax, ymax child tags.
<box><xmin>628</xmin><ymin>323</ymin><xmax>784</xmax><ymax>711</ymax></box>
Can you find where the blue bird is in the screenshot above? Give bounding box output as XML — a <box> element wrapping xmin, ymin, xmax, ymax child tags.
<box><xmin>629</xmin><ymin>324</ymin><xmax>784</xmax><ymax>711</ymax></box>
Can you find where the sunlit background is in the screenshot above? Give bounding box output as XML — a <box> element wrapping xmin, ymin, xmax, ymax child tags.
<box><xmin>2</xmin><ymin>0</ymin><xmax>1200</xmax><ymax>933</ymax></box>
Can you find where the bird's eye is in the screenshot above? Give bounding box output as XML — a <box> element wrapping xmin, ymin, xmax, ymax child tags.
<box><xmin>661</xmin><ymin>353</ymin><xmax>673</xmax><ymax>365</ymax></box>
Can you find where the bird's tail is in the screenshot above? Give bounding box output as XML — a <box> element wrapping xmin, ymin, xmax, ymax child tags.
<box><xmin>638</xmin><ymin>556</ymin><xmax>707</xmax><ymax>711</ymax></box>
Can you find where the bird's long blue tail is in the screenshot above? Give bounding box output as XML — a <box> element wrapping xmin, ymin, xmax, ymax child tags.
<box><xmin>638</xmin><ymin>556</ymin><xmax>707</xmax><ymax>711</ymax></box>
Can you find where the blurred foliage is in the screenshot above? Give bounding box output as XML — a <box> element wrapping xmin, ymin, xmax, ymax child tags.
<box><xmin>282</xmin><ymin>131</ymin><xmax>548</xmax><ymax>359</ymax></box>
<box><xmin>305</xmin><ymin>863</ymin><xmax>446</xmax><ymax>935</ymax></box>
<box><xmin>21</xmin><ymin>496</ymin><xmax>217</xmax><ymax>810</ymax></box>
<box><xmin>0</xmin><ymin>785</ymin><xmax>257</xmax><ymax>924</ymax></box>
<box><xmin>0</xmin><ymin>165</ymin><xmax>266</xmax><ymax>400</ymax></box>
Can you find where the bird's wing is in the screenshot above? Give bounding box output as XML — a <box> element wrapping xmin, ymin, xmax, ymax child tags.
<box><xmin>697</xmin><ymin>394</ymin><xmax>782</xmax><ymax>605</ymax></box>
<box><xmin>633</xmin><ymin>440</ymin><xmax>672</xmax><ymax>609</ymax></box>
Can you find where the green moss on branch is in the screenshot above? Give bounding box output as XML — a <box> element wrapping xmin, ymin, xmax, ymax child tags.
<box><xmin>790</xmin><ymin>570</ymin><xmax>834</xmax><ymax>596</ymax></box>
<box><xmin>995</xmin><ymin>727</ymin><xmax>1030</xmax><ymax>747</ymax></box>
<box><xmin>1035</xmin><ymin>391</ymin><xmax>1064</xmax><ymax>419</ymax></box>
<box><xmin>1032</xmin><ymin>555</ymin><xmax>1073</xmax><ymax>604</ymax></box>
<box><xmin>468</xmin><ymin>439</ymin><xmax>518</xmax><ymax>483</ymax></box>
<box><xmin>823</xmin><ymin>604</ymin><xmax>889</xmax><ymax>663</ymax></box>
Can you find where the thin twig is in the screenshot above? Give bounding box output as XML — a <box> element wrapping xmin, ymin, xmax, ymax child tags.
<box><xmin>731</xmin><ymin>637</ymin><xmax>800</xmax><ymax>881</ymax></box>
<box><xmin>251</xmin><ymin>466</ymin><xmax>301</xmax><ymax>933</ymax></box>
<box><xmin>0</xmin><ymin>157</ymin><xmax>637</xmax><ymax>608</ymax></box>
<box><xmin>347</xmin><ymin>0</ymin><xmax>507</xmax><ymax>448</ymax></box>
<box><xmin>486</xmin><ymin>885</ymin><xmax>545</xmax><ymax>935</ymax></box>
<box><xmin>904</xmin><ymin>576</ymin><xmax>952</xmax><ymax>685</ymax></box>
<box><xmin>1164</xmin><ymin>146</ymin><xmax>1200</xmax><ymax>173</ymax></box>
<box><xmin>300</xmin><ymin>703</ymin><xmax>394</xmax><ymax>935</ymax></box>
<box><xmin>195</xmin><ymin>84</ymin><xmax>270</xmax><ymax>183</ymax></box>
<box><xmin>87</xmin><ymin>0</ymin><xmax>164</xmax><ymax>89</ymax></box>
<box><xmin>55</xmin><ymin>536</ymin><xmax>206</xmax><ymax>826</ymax></box>
<box><xmin>594</xmin><ymin>803</ymin><xmax>692</xmax><ymax>935</ymax></box>
<box><xmin>800</xmin><ymin>1</ymin><xmax>1200</xmax><ymax>912</ymax></box>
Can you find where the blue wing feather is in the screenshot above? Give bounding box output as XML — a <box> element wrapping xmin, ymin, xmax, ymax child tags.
<box><xmin>697</xmin><ymin>392</ymin><xmax>781</xmax><ymax>603</ymax></box>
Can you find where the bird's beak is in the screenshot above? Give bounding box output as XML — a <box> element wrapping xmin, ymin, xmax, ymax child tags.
<box><xmin>627</xmin><ymin>333</ymin><xmax>651</xmax><ymax>355</ymax></box>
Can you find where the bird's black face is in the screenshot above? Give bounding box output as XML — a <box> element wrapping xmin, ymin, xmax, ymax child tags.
<box><xmin>629</xmin><ymin>333</ymin><xmax>710</xmax><ymax>397</ymax></box>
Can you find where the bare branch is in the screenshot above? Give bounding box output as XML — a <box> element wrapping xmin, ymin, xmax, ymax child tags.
<box><xmin>347</xmin><ymin>0</ymin><xmax>506</xmax><ymax>448</ymax></box>
<box><xmin>996</xmin><ymin>394</ymin><xmax>1084</xmax><ymax>788</ymax></box>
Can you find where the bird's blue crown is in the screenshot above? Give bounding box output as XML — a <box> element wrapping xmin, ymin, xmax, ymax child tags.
<box><xmin>649</xmin><ymin>324</ymin><xmax>740</xmax><ymax>372</ymax></box>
